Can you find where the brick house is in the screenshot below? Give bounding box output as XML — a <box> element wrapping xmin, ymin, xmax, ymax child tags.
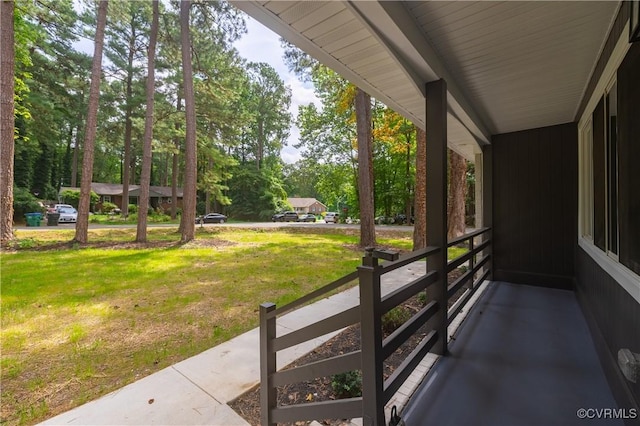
<box><xmin>287</xmin><ymin>198</ymin><xmax>328</xmax><ymax>214</ymax></box>
<box><xmin>60</xmin><ymin>183</ymin><xmax>184</xmax><ymax>213</ymax></box>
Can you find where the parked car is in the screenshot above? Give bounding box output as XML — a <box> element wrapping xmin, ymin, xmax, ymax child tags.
<box><xmin>375</xmin><ymin>215</ymin><xmax>394</xmax><ymax>225</ymax></box>
<box><xmin>57</xmin><ymin>207</ymin><xmax>78</xmax><ymax>223</ymax></box>
<box><xmin>298</xmin><ymin>213</ymin><xmax>317</xmax><ymax>222</ymax></box>
<box><xmin>394</xmin><ymin>214</ymin><xmax>414</xmax><ymax>224</ymax></box>
<box><xmin>196</xmin><ymin>213</ymin><xmax>227</xmax><ymax>224</ymax></box>
<box><xmin>281</xmin><ymin>211</ymin><xmax>300</xmax><ymax>222</ymax></box>
<box><xmin>271</xmin><ymin>213</ymin><xmax>284</xmax><ymax>222</ymax></box>
<box><xmin>324</xmin><ymin>212</ymin><xmax>339</xmax><ymax>223</ymax></box>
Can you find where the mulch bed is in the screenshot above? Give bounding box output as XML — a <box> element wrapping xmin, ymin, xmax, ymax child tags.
<box><xmin>228</xmin><ymin>269</ymin><xmax>466</xmax><ymax>426</ymax></box>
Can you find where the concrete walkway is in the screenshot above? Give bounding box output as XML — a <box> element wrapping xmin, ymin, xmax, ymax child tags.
<box><xmin>41</xmin><ymin>263</ymin><xmax>432</xmax><ymax>426</ymax></box>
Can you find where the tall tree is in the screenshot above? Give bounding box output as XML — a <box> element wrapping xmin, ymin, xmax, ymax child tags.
<box><xmin>136</xmin><ymin>0</ymin><xmax>158</xmax><ymax>243</ymax></box>
<box><xmin>413</xmin><ymin>128</ymin><xmax>427</xmax><ymax>250</ymax></box>
<box><xmin>448</xmin><ymin>149</ymin><xmax>467</xmax><ymax>238</ymax></box>
<box><xmin>1</xmin><ymin>0</ymin><xmax>15</xmax><ymax>245</ymax></box>
<box><xmin>355</xmin><ymin>88</ymin><xmax>375</xmax><ymax>247</ymax></box>
<box><xmin>179</xmin><ymin>0</ymin><xmax>196</xmax><ymax>242</ymax></box>
<box><xmin>74</xmin><ymin>0</ymin><xmax>108</xmax><ymax>244</ymax></box>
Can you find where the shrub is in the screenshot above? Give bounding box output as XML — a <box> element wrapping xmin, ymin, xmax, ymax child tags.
<box><xmin>128</xmin><ymin>204</ymin><xmax>137</xmax><ymax>214</ymax></box>
<box><xmin>382</xmin><ymin>306</ymin><xmax>412</xmax><ymax>334</ymax></box>
<box><xmin>331</xmin><ymin>371</ymin><xmax>362</xmax><ymax>399</ymax></box>
<box><xmin>59</xmin><ymin>189</ymin><xmax>99</xmax><ymax>209</ymax></box>
<box><xmin>13</xmin><ymin>187</ymin><xmax>43</xmax><ymax>219</ymax></box>
<box><xmin>101</xmin><ymin>202</ymin><xmax>118</xmax><ymax>214</ymax></box>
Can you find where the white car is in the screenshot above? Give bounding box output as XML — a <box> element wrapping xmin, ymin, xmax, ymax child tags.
<box><xmin>324</xmin><ymin>212</ymin><xmax>339</xmax><ymax>223</ymax></box>
<box><xmin>57</xmin><ymin>207</ymin><xmax>78</xmax><ymax>223</ymax></box>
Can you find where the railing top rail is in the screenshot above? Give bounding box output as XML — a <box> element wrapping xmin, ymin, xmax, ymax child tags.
<box><xmin>379</xmin><ymin>245</ymin><xmax>440</xmax><ymax>274</ymax></box>
<box><xmin>267</xmin><ymin>270</ymin><xmax>359</xmax><ymax>319</ymax></box>
<box><xmin>447</xmin><ymin>227</ymin><xmax>491</xmax><ymax>247</ymax></box>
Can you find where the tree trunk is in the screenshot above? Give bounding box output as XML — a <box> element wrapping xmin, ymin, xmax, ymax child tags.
<box><xmin>74</xmin><ymin>0</ymin><xmax>108</xmax><ymax>244</ymax></box>
<box><xmin>447</xmin><ymin>149</ymin><xmax>467</xmax><ymax>239</ymax></box>
<box><xmin>1</xmin><ymin>0</ymin><xmax>15</xmax><ymax>246</ymax></box>
<box><xmin>413</xmin><ymin>128</ymin><xmax>427</xmax><ymax>250</ymax></box>
<box><xmin>121</xmin><ymin>24</ymin><xmax>136</xmax><ymax>218</ymax></box>
<box><xmin>179</xmin><ymin>0</ymin><xmax>196</xmax><ymax>242</ymax></box>
<box><xmin>171</xmin><ymin>95</ymin><xmax>182</xmax><ymax>221</ymax></box>
<box><xmin>355</xmin><ymin>88</ymin><xmax>375</xmax><ymax>248</ymax></box>
<box><xmin>135</xmin><ymin>0</ymin><xmax>158</xmax><ymax>243</ymax></box>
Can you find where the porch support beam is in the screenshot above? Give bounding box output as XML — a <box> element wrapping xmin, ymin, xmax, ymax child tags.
<box><xmin>426</xmin><ymin>79</ymin><xmax>448</xmax><ymax>355</ymax></box>
<box><xmin>482</xmin><ymin>144</ymin><xmax>493</xmax><ymax>280</ymax></box>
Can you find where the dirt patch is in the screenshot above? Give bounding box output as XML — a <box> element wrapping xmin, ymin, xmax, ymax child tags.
<box><xmin>229</xmin><ymin>269</ymin><xmax>466</xmax><ymax>426</ymax></box>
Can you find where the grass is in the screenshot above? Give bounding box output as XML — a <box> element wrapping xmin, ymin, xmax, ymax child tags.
<box><xmin>0</xmin><ymin>226</ymin><xmax>467</xmax><ymax>425</ymax></box>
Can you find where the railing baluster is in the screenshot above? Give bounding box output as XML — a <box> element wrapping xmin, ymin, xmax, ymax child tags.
<box><xmin>260</xmin><ymin>302</ymin><xmax>276</xmax><ymax>426</ymax></box>
<box><xmin>359</xmin><ymin>248</ymin><xmax>385</xmax><ymax>426</ymax></box>
<box><xmin>468</xmin><ymin>235</ymin><xmax>475</xmax><ymax>290</ymax></box>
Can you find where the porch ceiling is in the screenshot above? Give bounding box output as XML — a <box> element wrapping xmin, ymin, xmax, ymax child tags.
<box><xmin>231</xmin><ymin>1</ymin><xmax>620</xmax><ymax>160</ymax></box>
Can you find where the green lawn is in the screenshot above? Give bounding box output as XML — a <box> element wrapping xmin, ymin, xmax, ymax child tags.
<box><xmin>0</xmin><ymin>226</ymin><xmax>463</xmax><ymax>425</ymax></box>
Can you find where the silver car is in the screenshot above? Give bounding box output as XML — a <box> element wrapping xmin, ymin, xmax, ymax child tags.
<box><xmin>57</xmin><ymin>207</ymin><xmax>78</xmax><ymax>223</ymax></box>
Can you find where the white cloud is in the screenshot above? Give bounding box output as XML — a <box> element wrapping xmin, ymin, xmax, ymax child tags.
<box><xmin>234</xmin><ymin>17</ymin><xmax>319</xmax><ymax>164</ymax></box>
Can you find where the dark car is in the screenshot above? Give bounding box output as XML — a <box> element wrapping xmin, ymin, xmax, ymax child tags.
<box><xmin>297</xmin><ymin>213</ymin><xmax>317</xmax><ymax>222</ymax></box>
<box><xmin>273</xmin><ymin>211</ymin><xmax>299</xmax><ymax>222</ymax></box>
<box><xmin>196</xmin><ymin>213</ymin><xmax>227</xmax><ymax>224</ymax></box>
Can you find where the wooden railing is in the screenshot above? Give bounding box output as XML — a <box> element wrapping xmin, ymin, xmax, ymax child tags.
<box><xmin>259</xmin><ymin>227</ymin><xmax>492</xmax><ymax>426</ymax></box>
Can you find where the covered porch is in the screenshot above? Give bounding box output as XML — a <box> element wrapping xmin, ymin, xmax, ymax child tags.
<box><xmin>229</xmin><ymin>1</ymin><xmax>640</xmax><ymax>425</ymax></box>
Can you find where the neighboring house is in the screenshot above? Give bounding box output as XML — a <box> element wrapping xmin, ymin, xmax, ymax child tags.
<box><xmin>233</xmin><ymin>1</ymin><xmax>640</xmax><ymax>425</ymax></box>
<box><xmin>287</xmin><ymin>197</ymin><xmax>328</xmax><ymax>214</ymax></box>
<box><xmin>60</xmin><ymin>183</ymin><xmax>184</xmax><ymax>212</ymax></box>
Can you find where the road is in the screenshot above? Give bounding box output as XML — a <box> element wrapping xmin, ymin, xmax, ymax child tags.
<box><xmin>15</xmin><ymin>221</ymin><xmax>415</xmax><ymax>232</ymax></box>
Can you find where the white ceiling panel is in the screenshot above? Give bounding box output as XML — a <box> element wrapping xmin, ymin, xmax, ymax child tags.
<box><xmin>232</xmin><ymin>1</ymin><xmax>622</xmax><ymax>159</ymax></box>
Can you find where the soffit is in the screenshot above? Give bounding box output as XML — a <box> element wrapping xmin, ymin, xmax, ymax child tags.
<box><xmin>231</xmin><ymin>1</ymin><xmax>620</xmax><ymax>159</ymax></box>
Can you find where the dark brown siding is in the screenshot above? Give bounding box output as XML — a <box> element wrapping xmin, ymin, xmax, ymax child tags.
<box><xmin>492</xmin><ymin>123</ymin><xmax>577</xmax><ymax>289</ymax></box>
<box><xmin>577</xmin><ymin>248</ymin><xmax>640</xmax><ymax>410</ymax></box>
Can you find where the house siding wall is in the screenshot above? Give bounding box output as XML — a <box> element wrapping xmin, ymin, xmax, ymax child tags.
<box><xmin>576</xmin><ymin>248</ymin><xmax>640</xmax><ymax>410</ymax></box>
<box><xmin>492</xmin><ymin>123</ymin><xmax>578</xmax><ymax>290</ymax></box>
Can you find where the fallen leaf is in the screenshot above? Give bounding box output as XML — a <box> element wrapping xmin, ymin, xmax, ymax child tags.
<box><xmin>148</xmin><ymin>399</ymin><xmax>154</xmax><ymax>404</ymax></box>
<box><xmin>305</xmin><ymin>393</ymin><xmax>313</xmax><ymax>401</ymax></box>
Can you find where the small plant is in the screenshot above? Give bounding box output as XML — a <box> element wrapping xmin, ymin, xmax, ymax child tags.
<box><xmin>13</xmin><ymin>238</ymin><xmax>38</xmax><ymax>249</ymax></box>
<box><xmin>382</xmin><ymin>306</ymin><xmax>412</xmax><ymax>334</ymax></box>
<box><xmin>331</xmin><ymin>370</ymin><xmax>362</xmax><ymax>399</ymax></box>
<box><xmin>417</xmin><ymin>292</ymin><xmax>428</xmax><ymax>306</ymax></box>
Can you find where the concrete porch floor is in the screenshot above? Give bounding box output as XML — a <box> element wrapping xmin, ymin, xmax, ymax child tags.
<box><xmin>402</xmin><ymin>281</ymin><xmax>622</xmax><ymax>426</ymax></box>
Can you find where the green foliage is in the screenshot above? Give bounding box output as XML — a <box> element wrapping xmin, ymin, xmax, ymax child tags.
<box><xmin>100</xmin><ymin>202</ymin><xmax>118</xmax><ymax>213</ymax></box>
<box><xmin>128</xmin><ymin>204</ymin><xmax>138</xmax><ymax>214</ymax></box>
<box><xmin>331</xmin><ymin>371</ymin><xmax>362</xmax><ymax>399</ymax></box>
<box><xmin>59</xmin><ymin>190</ymin><xmax>99</xmax><ymax>209</ymax></box>
<box><xmin>382</xmin><ymin>306</ymin><xmax>412</xmax><ymax>334</ymax></box>
<box><xmin>227</xmin><ymin>165</ymin><xmax>287</xmax><ymax>220</ymax></box>
<box><xmin>13</xmin><ymin>187</ymin><xmax>43</xmax><ymax>219</ymax></box>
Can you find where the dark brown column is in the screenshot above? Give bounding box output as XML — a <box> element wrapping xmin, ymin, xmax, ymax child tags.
<box><xmin>426</xmin><ymin>79</ymin><xmax>448</xmax><ymax>355</ymax></box>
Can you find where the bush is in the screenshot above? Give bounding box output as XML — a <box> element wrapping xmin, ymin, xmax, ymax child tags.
<box><xmin>382</xmin><ymin>306</ymin><xmax>412</xmax><ymax>334</ymax></box>
<box><xmin>59</xmin><ymin>189</ymin><xmax>99</xmax><ymax>209</ymax></box>
<box><xmin>101</xmin><ymin>202</ymin><xmax>118</xmax><ymax>214</ymax></box>
<box><xmin>13</xmin><ymin>187</ymin><xmax>43</xmax><ymax>219</ymax></box>
<box><xmin>128</xmin><ymin>204</ymin><xmax>137</xmax><ymax>214</ymax></box>
<box><xmin>331</xmin><ymin>371</ymin><xmax>362</xmax><ymax>399</ymax></box>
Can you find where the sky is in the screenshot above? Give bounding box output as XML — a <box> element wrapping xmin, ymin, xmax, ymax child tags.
<box><xmin>233</xmin><ymin>17</ymin><xmax>319</xmax><ymax>164</ymax></box>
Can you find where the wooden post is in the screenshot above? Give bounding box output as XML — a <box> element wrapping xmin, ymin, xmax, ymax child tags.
<box><xmin>260</xmin><ymin>302</ymin><xmax>276</xmax><ymax>426</ymax></box>
<box><xmin>359</xmin><ymin>248</ymin><xmax>385</xmax><ymax>425</ymax></box>
<box><xmin>426</xmin><ymin>79</ymin><xmax>448</xmax><ymax>355</ymax></box>
<box><xmin>482</xmin><ymin>144</ymin><xmax>493</xmax><ymax>280</ymax></box>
